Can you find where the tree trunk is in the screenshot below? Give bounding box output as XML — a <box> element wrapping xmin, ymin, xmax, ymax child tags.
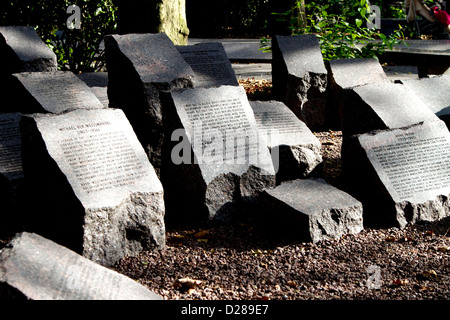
<box><xmin>296</xmin><ymin>1</ymin><xmax>307</xmax><ymax>30</ymax></box>
<box><xmin>270</xmin><ymin>0</ymin><xmax>307</xmax><ymax>36</ymax></box>
<box><xmin>117</xmin><ymin>0</ymin><xmax>189</xmax><ymax>45</ymax></box>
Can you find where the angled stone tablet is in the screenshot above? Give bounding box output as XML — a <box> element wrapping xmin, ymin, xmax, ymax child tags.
<box><xmin>401</xmin><ymin>75</ymin><xmax>450</xmax><ymax>128</ymax></box>
<box><xmin>272</xmin><ymin>34</ymin><xmax>328</xmax><ymax>129</ymax></box>
<box><xmin>328</xmin><ymin>58</ymin><xmax>390</xmax><ymax>90</ymax></box>
<box><xmin>274</xmin><ymin>35</ymin><xmax>327</xmax><ymax>77</ymax></box>
<box><xmin>12</xmin><ymin>71</ymin><xmax>105</xmax><ymax>114</ymax></box>
<box><xmin>163</xmin><ymin>85</ymin><xmax>276</xmax><ymax>220</ymax></box>
<box><xmin>347</xmin><ymin>120</ymin><xmax>450</xmax><ymax>228</ymax></box>
<box><xmin>21</xmin><ymin>108</ymin><xmax>165</xmax><ymax>266</ymax></box>
<box><xmin>105</xmin><ymin>33</ymin><xmax>194</xmax><ymax>84</ymax></box>
<box><xmin>0</xmin><ymin>232</ymin><xmax>162</xmax><ymax>300</ymax></box>
<box><xmin>176</xmin><ymin>42</ymin><xmax>238</xmax><ymax>87</ymax></box>
<box><xmin>0</xmin><ymin>26</ymin><xmax>57</xmax><ymax>73</ymax></box>
<box><xmin>105</xmin><ymin>32</ymin><xmax>195</xmax><ymax>172</ymax></box>
<box><xmin>343</xmin><ymin>82</ymin><xmax>439</xmax><ymax>138</ymax></box>
<box><xmin>261</xmin><ymin>178</ymin><xmax>363</xmax><ymax>243</ymax></box>
<box><xmin>0</xmin><ymin>113</ymin><xmax>23</xmax><ymax>222</ymax></box>
<box><xmin>328</xmin><ymin>58</ymin><xmax>390</xmax><ymax>127</ymax></box>
<box><xmin>0</xmin><ymin>113</ymin><xmax>23</xmax><ymax>183</ymax></box>
<box><xmin>250</xmin><ymin>100</ymin><xmax>322</xmax><ymax>182</ymax></box>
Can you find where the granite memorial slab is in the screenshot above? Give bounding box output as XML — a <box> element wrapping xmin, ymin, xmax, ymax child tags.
<box><xmin>328</xmin><ymin>58</ymin><xmax>390</xmax><ymax>89</ymax></box>
<box><xmin>401</xmin><ymin>75</ymin><xmax>450</xmax><ymax>129</ymax></box>
<box><xmin>345</xmin><ymin>120</ymin><xmax>450</xmax><ymax>228</ymax></box>
<box><xmin>341</xmin><ymin>82</ymin><xmax>440</xmax><ymax>166</ymax></box>
<box><xmin>20</xmin><ymin>108</ymin><xmax>165</xmax><ymax>267</ymax></box>
<box><xmin>342</xmin><ymin>82</ymin><xmax>439</xmax><ymax>139</ymax></box>
<box><xmin>105</xmin><ymin>32</ymin><xmax>195</xmax><ymax>173</ymax></box>
<box><xmin>0</xmin><ymin>113</ymin><xmax>23</xmax><ymax>184</ymax></box>
<box><xmin>162</xmin><ymin>85</ymin><xmax>276</xmax><ymax>221</ymax></box>
<box><xmin>250</xmin><ymin>100</ymin><xmax>322</xmax><ymax>183</ymax></box>
<box><xmin>77</xmin><ymin>72</ymin><xmax>109</xmax><ymax>108</ymax></box>
<box><xmin>0</xmin><ymin>26</ymin><xmax>57</xmax><ymax>74</ymax></box>
<box><xmin>10</xmin><ymin>71</ymin><xmax>106</xmax><ymax>114</ymax></box>
<box><xmin>0</xmin><ymin>232</ymin><xmax>162</xmax><ymax>300</ymax></box>
<box><xmin>272</xmin><ymin>34</ymin><xmax>328</xmax><ymax>129</ymax></box>
<box><xmin>327</xmin><ymin>58</ymin><xmax>390</xmax><ymax>128</ymax></box>
<box><xmin>260</xmin><ymin>178</ymin><xmax>364</xmax><ymax>243</ymax></box>
<box><xmin>176</xmin><ymin>42</ymin><xmax>238</xmax><ymax>87</ymax></box>
<box><xmin>0</xmin><ymin>113</ymin><xmax>23</xmax><ymax>230</ymax></box>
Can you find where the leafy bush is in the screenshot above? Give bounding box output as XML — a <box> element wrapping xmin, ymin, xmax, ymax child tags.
<box><xmin>0</xmin><ymin>0</ymin><xmax>118</xmax><ymax>73</ymax></box>
<box><xmin>265</xmin><ymin>0</ymin><xmax>406</xmax><ymax>61</ymax></box>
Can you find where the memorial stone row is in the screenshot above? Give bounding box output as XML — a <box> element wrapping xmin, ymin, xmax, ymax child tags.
<box><xmin>272</xmin><ymin>34</ymin><xmax>449</xmax><ymax>229</ymax></box>
<box><xmin>0</xmin><ymin>27</ymin><xmax>448</xmax><ymax>299</ymax></box>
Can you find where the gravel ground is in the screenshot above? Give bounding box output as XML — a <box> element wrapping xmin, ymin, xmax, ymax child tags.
<box><xmin>114</xmin><ymin>218</ymin><xmax>449</xmax><ymax>300</ymax></box>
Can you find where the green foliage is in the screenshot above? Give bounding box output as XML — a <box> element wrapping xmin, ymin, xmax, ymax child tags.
<box><xmin>266</xmin><ymin>0</ymin><xmax>406</xmax><ymax>61</ymax></box>
<box><xmin>0</xmin><ymin>0</ymin><xmax>118</xmax><ymax>73</ymax></box>
<box><xmin>53</xmin><ymin>1</ymin><xmax>118</xmax><ymax>72</ymax></box>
